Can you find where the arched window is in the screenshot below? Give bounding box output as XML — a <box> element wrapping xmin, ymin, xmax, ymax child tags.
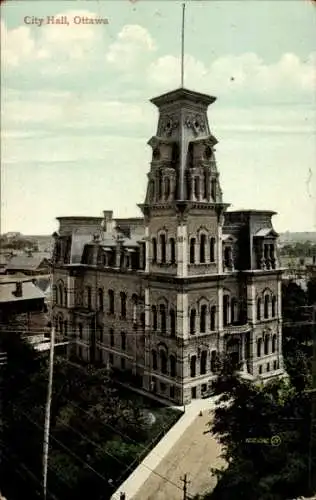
<box><xmin>190</xmin><ymin>309</ymin><xmax>196</xmax><ymax>335</ymax></box>
<box><xmin>159</xmin><ymin>234</ymin><xmax>166</xmax><ymax>264</ymax></box>
<box><xmin>200</xmin><ymin>305</ymin><xmax>207</xmax><ymax>333</ymax></box>
<box><xmin>224</xmin><ymin>247</ymin><xmax>232</xmax><ymax>268</ymax></box>
<box><xmin>210</xmin><ymin>306</ymin><xmax>216</xmax><ymax>331</ymax></box>
<box><xmin>200</xmin><ymin>234</ymin><xmax>206</xmax><ymax>263</ymax></box>
<box><xmin>231</xmin><ymin>298</ymin><xmax>238</xmax><ymax>324</ymax></box>
<box><xmin>223</xmin><ymin>294</ymin><xmax>230</xmax><ymax>326</ymax></box>
<box><xmin>272</xmin><ymin>334</ymin><xmax>277</xmax><ymax>353</ymax></box>
<box><xmin>257</xmin><ymin>298</ymin><xmax>261</xmax><ymax>321</ymax></box>
<box><xmin>190</xmin><ymin>355</ymin><xmax>197</xmax><ymax>378</ymax></box>
<box><xmin>170</xmin><ymin>309</ymin><xmax>176</xmax><ymax>336</ymax></box>
<box><xmin>160</xmin><ymin>304</ymin><xmax>166</xmax><ymax>333</ymax></box>
<box><xmin>86</xmin><ymin>286</ymin><xmax>92</xmax><ymax>309</ymax></box>
<box><xmin>211</xmin><ymin>350</ymin><xmax>217</xmax><ymax>372</ymax></box>
<box><xmin>53</xmin><ymin>285</ymin><xmax>57</xmax><ymax>305</ymax></box>
<box><xmin>264</xmin><ymin>295</ymin><xmax>270</xmax><ymax>319</ymax></box>
<box><xmin>121</xmin><ymin>331</ymin><xmax>126</xmax><ymax>351</ymax></box>
<box><xmin>194</xmin><ymin>177</ymin><xmax>200</xmax><ymax>199</ymax></box>
<box><xmin>189</xmin><ymin>238</ymin><xmax>196</xmax><ymax>264</ymax></box>
<box><xmin>64</xmin><ymin>288</ymin><xmax>68</xmax><ymax>307</ymax></box>
<box><xmin>170</xmin><ymin>355</ymin><xmax>176</xmax><ymax>377</ymax></box>
<box><xmin>164</xmin><ymin>177</ymin><xmax>170</xmax><ymax>199</ymax></box>
<box><xmin>152</xmin><ymin>306</ymin><xmax>158</xmax><ymax>331</ymax></box>
<box><xmin>108</xmin><ymin>289</ymin><xmax>115</xmax><ymax>314</ymax></box>
<box><xmin>120</xmin><ymin>292</ymin><xmax>127</xmax><ymax>318</ymax></box>
<box><xmin>152</xmin><ymin>238</ymin><xmax>157</xmax><ymax>263</ymax></box>
<box><xmin>211</xmin><ymin>179</ymin><xmax>216</xmax><ymax>200</ymax></box>
<box><xmin>170</xmin><ymin>238</ymin><xmax>176</xmax><ymax>264</ymax></box>
<box><xmin>140</xmin><ymin>312</ymin><xmax>145</xmax><ymax>330</ymax></box>
<box><xmin>98</xmin><ymin>288</ymin><xmax>104</xmax><ymax>311</ymax></box>
<box><xmin>272</xmin><ymin>296</ymin><xmax>277</xmax><ymax>317</ymax></box>
<box><xmin>160</xmin><ymin>350</ymin><xmax>167</xmax><ymax>374</ymax></box>
<box><xmin>257</xmin><ymin>338</ymin><xmax>262</xmax><ymax>358</ymax></box>
<box><xmin>158</xmin><ymin>171</ymin><xmax>163</xmax><ymax>200</ymax></box>
<box><xmin>58</xmin><ymin>284</ymin><xmax>63</xmax><ymax>307</ymax></box>
<box><xmin>264</xmin><ymin>335</ymin><xmax>270</xmax><ymax>355</ymax></box>
<box><xmin>210</xmin><ymin>237</ymin><xmax>215</xmax><ymax>262</ymax></box>
<box><xmin>200</xmin><ymin>350</ymin><xmax>207</xmax><ymax>375</ymax></box>
<box><xmin>152</xmin><ymin>350</ymin><xmax>157</xmax><ymax>370</ymax></box>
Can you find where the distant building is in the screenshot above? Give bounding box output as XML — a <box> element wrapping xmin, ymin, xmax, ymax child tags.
<box><xmin>52</xmin><ymin>86</ymin><xmax>286</xmax><ymax>405</ymax></box>
<box><xmin>5</xmin><ymin>251</ymin><xmax>51</xmax><ymax>276</ymax></box>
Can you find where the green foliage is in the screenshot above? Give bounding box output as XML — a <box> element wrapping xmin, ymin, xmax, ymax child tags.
<box><xmin>0</xmin><ymin>335</ymin><xmax>180</xmax><ymax>500</ymax></box>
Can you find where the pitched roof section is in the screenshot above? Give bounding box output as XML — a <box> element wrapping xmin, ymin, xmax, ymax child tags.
<box><xmin>255</xmin><ymin>228</ymin><xmax>279</xmax><ymax>238</ymax></box>
<box><xmin>5</xmin><ymin>252</ymin><xmax>51</xmax><ymax>271</ymax></box>
<box><xmin>0</xmin><ymin>279</ymin><xmax>45</xmax><ymax>303</ymax></box>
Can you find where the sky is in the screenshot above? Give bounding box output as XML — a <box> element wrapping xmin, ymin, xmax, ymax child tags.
<box><xmin>1</xmin><ymin>0</ymin><xmax>316</xmax><ymax>235</ymax></box>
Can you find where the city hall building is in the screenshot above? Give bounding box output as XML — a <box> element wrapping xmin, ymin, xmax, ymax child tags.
<box><xmin>52</xmin><ymin>86</ymin><xmax>285</xmax><ymax>404</ymax></box>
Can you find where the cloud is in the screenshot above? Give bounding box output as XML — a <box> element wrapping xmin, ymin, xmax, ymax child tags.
<box><xmin>1</xmin><ymin>20</ymin><xmax>35</xmax><ymax>67</ymax></box>
<box><xmin>106</xmin><ymin>24</ymin><xmax>156</xmax><ymax>70</ymax></box>
<box><xmin>149</xmin><ymin>51</ymin><xmax>316</xmax><ymax>104</ymax></box>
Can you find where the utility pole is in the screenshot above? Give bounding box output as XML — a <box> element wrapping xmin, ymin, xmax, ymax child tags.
<box><xmin>43</xmin><ymin>325</ymin><xmax>55</xmax><ymax>500</ymax></box>
<box><xmin>180</xmin><ymin>473</ymin><xmax>190</xmax><ymax>500</ymax></box>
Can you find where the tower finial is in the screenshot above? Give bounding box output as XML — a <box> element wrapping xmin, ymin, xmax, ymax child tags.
<box><xmin>181</xmin><ymin>2</ymin><xmax>186</xmax><ymax>88</ymax></box>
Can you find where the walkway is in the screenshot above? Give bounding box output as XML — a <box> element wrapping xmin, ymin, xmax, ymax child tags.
<box><xmin>110</xmin><ymin>397</ymin><xmax>227</xmax><ymax>500</ymax></box>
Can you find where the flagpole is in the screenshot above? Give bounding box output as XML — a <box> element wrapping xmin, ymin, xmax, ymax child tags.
<box><xmin>181</xmin><ymin>2</ymin><xmax>185</xmax><ymax>88</ymax></box>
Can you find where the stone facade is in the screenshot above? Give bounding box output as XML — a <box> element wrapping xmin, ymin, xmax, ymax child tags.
<box><xmin>52</xmin><ymin>87</ymin><xmax>285</xmax><ymax>405</ymax></box>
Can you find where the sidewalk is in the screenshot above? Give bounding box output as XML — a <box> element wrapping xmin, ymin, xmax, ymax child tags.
<box><xmin>110</xmin><ymin>396</ymin><xmax>225</xmax><ymax>500</ymax></box>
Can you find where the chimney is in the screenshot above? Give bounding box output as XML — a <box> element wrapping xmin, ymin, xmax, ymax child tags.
<box><xmin>15</xmin><ymin>282</ymin><xmax>22</xmax><ymax>297</ymax></box>
<box><xmin>102</xmin><ymin>210</ymin><xmax>114</xmax><ymax>233</ymax></box>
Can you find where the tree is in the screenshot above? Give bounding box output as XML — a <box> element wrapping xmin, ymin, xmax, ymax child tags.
<box><xmin>196</xmin><ymin>355</ymin><xmax>312</xmax><ymax>500</ymax></box>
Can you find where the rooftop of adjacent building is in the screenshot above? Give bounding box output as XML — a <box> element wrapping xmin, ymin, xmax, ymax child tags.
<box><xmin>0</xmin><ymin>275</ymin><xmax>46</xmax><ymax>303</ymax></box>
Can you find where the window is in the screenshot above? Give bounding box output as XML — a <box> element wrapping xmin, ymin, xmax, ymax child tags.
<box><xmin>210</xmin><ymin>306</ymin><xmax>216</xmax><ymax>331</ymax></box>
<box><xmin>223</xmin><ymin>294</ymin><xmax>230</xmax><ymax>326</ymax></box>
<box><xmin>159</xmin><ymin>234</ymin><xmax>166</xmax><ymax>264</ymax></box>
<box><xmin>120</xmin><ymin>292</ymin><xmax>127</xmax><ymax>318</ymax></box>
<box><xmin>160</xmin><ymin>351</ymin><xmax>167</xmax><ymax>374</ymax></box>
<box><xmin>200</xmin><ymin>234</ymin><xmax>206</xmax><ymax>263</ymax></box>
<box><xmin>152</xmin><ymin>238</ymin><xmax>157</xmax><ymax>263</ymax></box>
<box><xmin>164</xmin><ymin>177</ymin><xmax>170</xmax><ymax>199</ymax></box>
<box><xmin>200</xmin><ymin>305</ymin><xmax>207</xmax><ymax>333</ymax></box>
<box><xmin>211</xmin><ymin>351</ymin><xmax>217</xmax><ymax>372</ymax></box>
<box><xmin>152</xmin><ymin>350</ymin><xmax>157</xmax><ymax>370</ymax></box>
<box><xmin>264</xmin><ymin>295</ymin><xmax>270</xmax><ymax>319</ymax></box>
<box><xmin>78</xmin><ymin>323</ymin><xmax>83</xmax><ymax>340</ymax></box>
<box><xmin>272</xmin><ymin>296</ymin><xmax>276</xmax><ymax>317</ymax></box>
<box><xmin>58</xmin><ymin>285</ymin><xmax>63</xmax><ymax>307</ymax></box>
<box><xmin>160</xmin><ymin>382</ymin><xmax>166</xmax><ymax>393</ymax></box>
<box><xmin>53</xmin><ymin>285</ymin><xmax>57</xmax><ymax>305</ymax></box>
<box><xmin>190</xmin><ymin>356</ymin><xmax>197</xmax><ymax>378</ymax></box>
<box><xmin>98</xmin><ymin>288</ymin><xmax>104</xmax><ymax>311</ymax></box>
<box><xmin>78</xmin><ymin>346</ymin><xmax>82</xmax><ymax>359</ymax></box>
<box><xmin>189</xmin><ymin>238</ymin><xmax>196</xmax><ymax>264</ymax></box>
<box><xmin>211</xmin><ymin>179</ymin><xmax>216</xmax><ymax>200</ymax></box>
<box><xmin>272</xmin><ymin>334</ymin><xmax>277</xmax><ymax>353</ymax></box>
<box><xmin>170</xmin><ymin>355</ymin><xmax>176</xmax><ymax>377</ymax></box>
<box><xmin>259</xmin><ymin>365</ymin><xmax>262</xmax><ymax>375</ymax></box>
<box><xmin>170</xmin><ymin>309</ymin><xmax>176</xmax><ymax>336</ymax></box>
<box><xmin>210</xmin><ymin>238</ymin><xmax>215</xmax><ymax>263</ymax></box>
<box><xmin>121</xmin><ymin>332</ymin><xmax>126</xmax><ymax>351</ymax></box>
<box><xmin>264</xmin><ymin>335</ymin><xmax>270</xmax><ymax>356</ymax></box>
<box><xmin>257</xmin><ymin>298</ymin><xmax>261</xmax><ymax>321</ymax></box>
<box><xmin>273</xmin><ymin>360</ymin><xmax>277</xmax><ymax>370</ymax></box>
<box><xmin>86</xmin><ymin>286</ymin><xmax>92</xmax><ymax>309</ymax></box>
<box><xmin>110</xmin><ymin>328</ymin><xmax>114</xmax><ymax>347</ymax></box>
<box><xmin>160</xmin><ymin>304</ymin><xmax>166</xmax><ymax>333</ymax></box>
<box><xmin>132</xmin><ymin>294</ymin><xmax>137</xmax><ymax>324</ymax></box>
<box><xmin>201</xmin><ymin>383</ymin><xmax>207</xmax><ymax>393</ymax></box>
<box><xmin>231</xmin><ymin>298</ymin><xmax>238</xmax><ymax>324</ymax></box>
<box><xmin>200</xmin><ymin>350</ymin><xmax>207</xmax><ymax>375</ymax></box>
<box><xmin>194</xmin><ymin>177</ymin><xmax>200</xmax><ymax>199</ymax></box>
<box><xmin>98</xmin><ymin>326</ymin><xmax>103</xmax><ymax>343</ymax></box>
<box><xmin>64</xmin><ymin>321</ymin><xmax>68</xmax><ymax>337</ymax></box>
<box><xmin>121</xmin><ymin>358</ymin><xmax>125</xmax><ymax>370</ymax></box>
<box><xmin>257</xmin><ymin>338</ymin><xmax>262</xmax><ymax>357</ymax></box>
<box><xmin>140</xmin><ymin>312</ymin><xmax>145</xmax><ymax>330</ymax></box>
<box><xmin>170</xmin><ymin>238</ymin><xmax>176</xmax><ymax>264</ymax></box>
<box><xmin>64</xmin><ymin>288</ymin><xmax>68</xmax><ymax>307</ymax></box>
<box><xmin>109</xmin><ymin>353</ymin><xmax>114</xmax><ymax>365</ymax></box>
<box><xmin>266</xmin><ymin>362</ymin><xmax>270</xmax><ymax>372</ymax></box>
<box><xmin>224</xmin><ymin>247</ymin><xmax>232</xmax><ymax>268</ymax></box>
<box><xmin>190</xmin><ymin>309</ymin><xmax>196</xmax><ymax>335</ymax></box>
<box><xmin>108</xmin><ymin>290</ymin><xmax>115</xmax><ymax>314</ymax></box>
<box><xmin>152</xmin><ymin>306</ymin><xmax>158</xmax><ymax>331</ymax></box>
<box><xmin>170</xmin><ymin>386</ymin><xmax>175</xmax><ymax>399</ymax></box>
